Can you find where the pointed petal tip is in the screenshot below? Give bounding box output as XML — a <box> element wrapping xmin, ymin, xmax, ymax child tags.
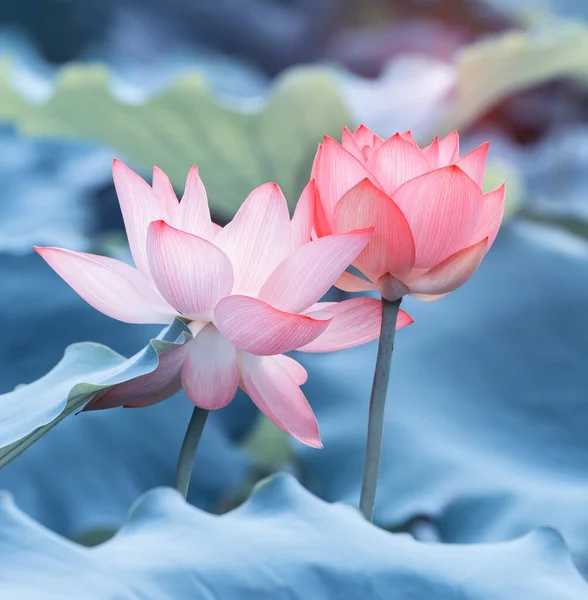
<box><xmin>34</xmin><ymin>245</ymin><xmax>64</xmax><ymax>257</ymax></box>
<box><xmin>112</xmin><ymin>157</ymin><xmax>127</xmax><ymax>172</ymax></box>
<box><xmin>111</xmin><ymin>157</ymin><xmax>145</xmax><ymax>184</ymax></box>
<box><xmin>148</xmin><ymin>219</ymin><xmax>168</xmax><ymax>231</ymax></box>
<box><xmin>152</xmin><ymin>164</ymin><xmax>174</xmax><ymax>181</ymax></box>
<box><xmin>401</xmin><ymin>310</ymin><xmax>415</xmax><ymax>327</ymax></box>
<box><xmin>305</xmin><ymin>437</ymin><xmax>323</xmax><ymax>449</ymax></box>
<box><xmin>255</xmin><ymin>181</ymin><xmax>282</xmax><ymax>195</ymax></box>
<box><xmin>290</xmin><ymin>421</ymin><xmax>322</xmax><ymax>448</ymax></box>
<box><xmin>353</xmin><ymin>124</ymin><xmax>373</xmax><ymax>134</ymax></box>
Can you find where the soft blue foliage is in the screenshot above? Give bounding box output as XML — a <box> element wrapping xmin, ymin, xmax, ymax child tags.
<box><xmin>0</xmin><ymin>131</ymin><xmax>112</xmax><ymax>254</ymax></box>
<box><xmin>523</xmin><ymin>126</ymin><xmax>588</xmax><ymax>221</ymax></box>
<box><xmin>68</xmin><ymin>0</ymin><xmax>342</xmax><ymax>76</ymax></box>
<box><xmin>467</xmin><ymin>127</ymin><xmax>588</xmax><ymax>222</ymax></box>
<box><xmin>0</xmin><ymin>253</ymin><xmax>252</xmax><ymax>537</ymax></box>
<box><xmin>0</xmin><ymin>474</ymin><xmax>585</xmax><ymax>599</ymax></box>
<box><xmin>0</xmin><ymin>316</ymin><xmax>192</xmax><ymax>453</ymax></box>
<box><xmin>294</xmin><ymin>221</ymin><xmax>588</xmax><ymax>573</ymax></box>
<box><xmin>338</xmin><ymin>56</ymin><xmax>454</xmax><ymax>140</ymax></box>
<box><xmin>484</xmin><ymin>0</ymin><xmax>588</xmax><ymax>21</ymax></box>
<box><xmin>0</xmin><ymin>395</ymin><xmax>252</xmax><ymax>539</ymax></box>
<box><xmin>0</xmin><ymin>253</ymin><xmax>159</xmax><ymax>414</ymax></box>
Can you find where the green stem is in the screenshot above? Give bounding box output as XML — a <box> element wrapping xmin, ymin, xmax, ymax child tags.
<box><xmin>174</xmin><ymin>406</ymin><xmax>209</xmax><ymax>499</ymax></box>
<box><xmin>359</xmin><ymin>297</ymin><xmax>401</xmax><ymax>521</ymax></box>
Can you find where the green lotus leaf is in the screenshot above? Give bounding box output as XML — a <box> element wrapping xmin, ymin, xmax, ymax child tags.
<box><xmin>446</xmin><ymin>20</ymin><xmax>588</xmax><ymax>131</ymax></box>
<box><xmin>0</xmin><ymin>62</ymin><xmax>350</xmax><ymax>218</ymax></box>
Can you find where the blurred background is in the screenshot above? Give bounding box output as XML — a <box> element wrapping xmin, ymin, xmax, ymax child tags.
<box><xmin>2</xmin><ymin>0</ymin><xmax>588</xmax><ymax>577</ymax></box>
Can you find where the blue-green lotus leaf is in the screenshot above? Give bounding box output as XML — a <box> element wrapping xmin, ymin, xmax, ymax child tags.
<box><xmin>0</xmin><ymin>252</ymin><xmax>253</xmax><ymax>536</ymax></box>
<box><xmin>0</xmin><ymin>474</ymin><xmax>585</xmax><ymax>599</ymax></box>
<box><xmin>294</xmin><ymin>222</ymin><xmax>588</xmax><ymax>574</ymax></box>
<box><xmin>0</xmin><ymin>317</ymin><xmax>192</xmax><ymax>462</ymax></box>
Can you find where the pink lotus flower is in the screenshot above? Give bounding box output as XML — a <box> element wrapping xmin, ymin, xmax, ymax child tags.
<box><xmin>35</xmin><ymin>161</ymin><xmax>412</xmax><ymax>447</ymax></box>
<box><xmin>312</xmin><ymin>126</ymin><xmax>505</xmax><ymax>301</ymax></box>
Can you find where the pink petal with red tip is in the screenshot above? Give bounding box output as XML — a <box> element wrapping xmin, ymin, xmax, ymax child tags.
<box><xmin>313</xmin><ymin>136</ymin><xmax>374</xmax><ymax>212</ymax></box>
<box><xmin>335</xmin><ymin>271</ymin><xmax>378</xmax><ymax>293</ymax></box>
<box><xmin>86</xmin><ymin>336</ymin><xmax>191</xmax><ymax>410</ymax></box>
<box><xmin>352</xmin><ymin>124</ymin><xmax>379</xmax><ymax>148</ymax></box>
<box><xmin>182</xmin><ymin>324</ymin><xmax>239</xmax><ymax>410</ymax></box>
<box><xmin>112</xmin><ymin>159</ymin><xmax>168</xmax><ymax>277</ymax></box>
<box><xmin>366</xmin><ymin>134</ymin><xmax>432</xmax><ymax>197</ymax></box>
<box><xmin>173</xmin><ymin>165</ymin><xmax>214</xmax><ymax>240</ymax></box>
<box><xmin>147</xmin><ymin>221</ymin><xmax>234</xmax><ymax>320</ymax></box>
<box><xmin>274</xmin><ymin>355</ymin><xmax>308</xmax><ymax>385</ymax></box>
<box><xmin>290</xmin><ymin>180</ymin><xmax>316</xmax><ymax>251</ymax></box>
<box><xmin>214</xmin><ymin>295</ymin><xmax>331</xmax><ymax>356</ymax></box>
<box><xmin>333</xmin><ymin>179</ymin><xmax>415</xmax><ymax>279</ymax></box>
<box><xmin>241</xmin><ymin>353</ymin><xmax>321</xmax><ymax>448</ymax></box>
<box><xmin>400</xmin><ymin>131</ymin><xmax>419</xmax><ymax>147</ymax></box>
<box><xmin>214</xmin><ymin>183</ymin><xmax>291</xmax><ymax>295</ymax></box>
<box><xmin>35</xmin><ymin>247</ymin><xmax>175</xmax><ymax>324</ymax></box>
<box><xmin>392</xmin><ymin>165</ymin><xmax>484</xmax><ymax>268</ymax></box>
<box><xmin>299</xmin><ymin>298</ymin><xmax>412</xmax><ymax>353</ymax></box>
<box><xmin>438</xmin><ymin>131</ymin><xmax>460</xmax><ymax>166</ymax></box>
<box><xmin>152</xmin><ymin>166</ymin><xmax>179</xmax><ymax>214</ymax></box>
<box><xmin>422</xmin><ymin>137</ymin><xmax>440</xmax><ymax>167</ymax></box>
<box><xmin>472</xmin><ymin>183</ymin><xmax>506</xmax><ymax>248</ymax></box>
<box><xmin>397</xmin><ymin>308</ymin><xmax>413</xmax><ymax>329</ymax></box>
<box><xmin>258</xmin><ymin>228</ymin><xmax>373</xmax><ymax>313</ymax></box>
<box><xmin>455</xmin><ymin>142</ymin><xmax>489</xmax><ymax>188</ymax></box>
<box><xmin>341</xmin><ymin>126</ymin><xmax>364</xmax><ymax>161</ymax></box>
<box><xmin>408</xmin><ymin>237</ymin><xmax>488</xmax><ymax>295</ymax></box>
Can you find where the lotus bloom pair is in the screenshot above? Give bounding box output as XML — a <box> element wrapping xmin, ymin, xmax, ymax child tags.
<box><xmin>36</xmin><ymin>126</ymin><xmax>503</xmax><ymax>452</ymax></box>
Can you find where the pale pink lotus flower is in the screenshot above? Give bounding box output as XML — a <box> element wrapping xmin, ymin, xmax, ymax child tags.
<box><xmin>35</xmin><ymin>161</ymin><xmax>412</xmax><ymax>447</ymax></box>
<box><xmin>312</xmin><ymin>125</ymin><xmax>506</xmax><ymax>302</ymax></box>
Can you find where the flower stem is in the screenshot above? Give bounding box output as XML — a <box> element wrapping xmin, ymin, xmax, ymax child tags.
<box><xmin>174</xmin><ymin>406</ymin><xmax>209</xmax><ymax>499</ymax></box>
<box><xmin>359</xmin><ymin>297</ymin><xmax>402</xmax><ymax>522</ymax></box>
